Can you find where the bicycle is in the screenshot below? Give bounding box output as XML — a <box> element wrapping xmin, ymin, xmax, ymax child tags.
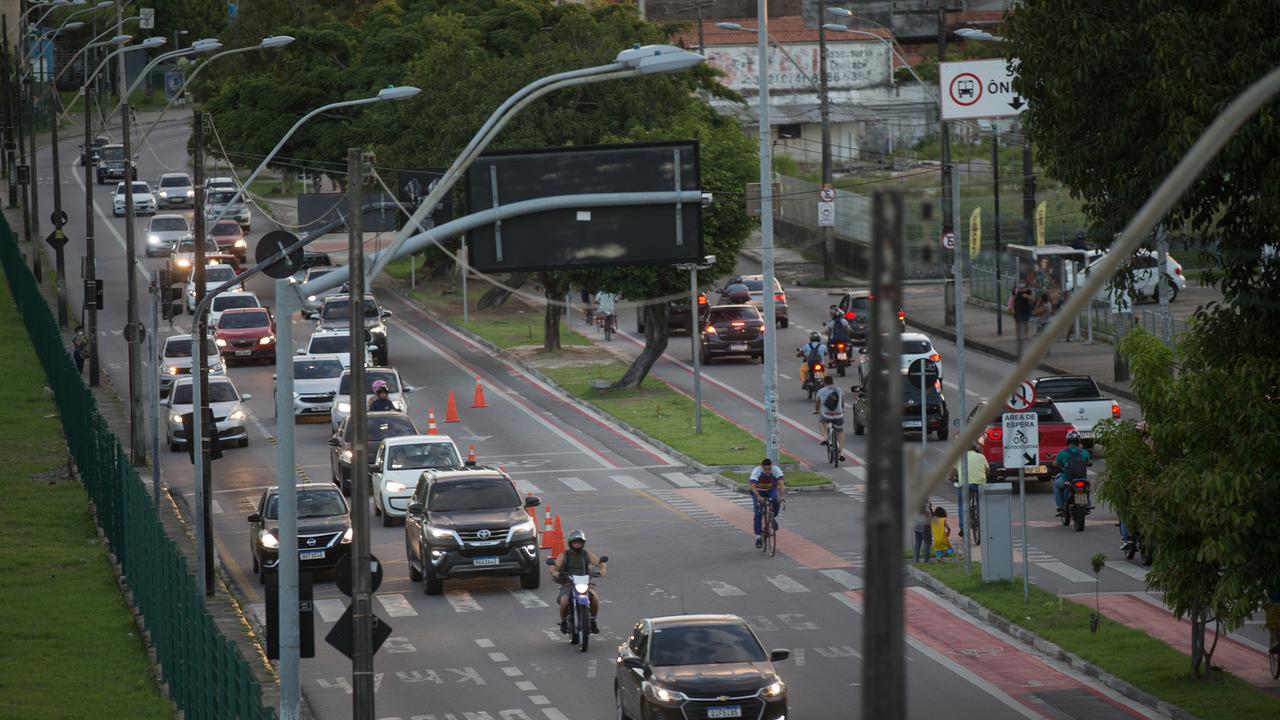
<box><xmin>759</xmin><ymin>498</ymin><xmax>780</xmax><ymax>557</ymax></box>
<box><xmin>966</xmin><ymin>485</ymin><xmax>981</xmax><ymax>546</ymax></box>
<box><xmin>826</xmin><ymin>419</ymin><xmax>841</xmax><ymax>468</ymax></box>
<box><xmin>602</xmin><ymin>312</ymin><xmax>615</xmax><ymax>341</ymax></box>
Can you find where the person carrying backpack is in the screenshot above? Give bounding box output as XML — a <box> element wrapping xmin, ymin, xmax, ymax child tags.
<box><xmin>813</xmin><ymin>376</ymin><xmax>845</xmax><ymax>462</ymax></box>
<box><xmin>1052</xmin><ymin>431</ymin><xmax>1092</xmax><ymax>517</ymax></box>
<box><xmin>795</xmin><ymin>332</ymin><xmax>827</xmax><ymax>389</ymax></box>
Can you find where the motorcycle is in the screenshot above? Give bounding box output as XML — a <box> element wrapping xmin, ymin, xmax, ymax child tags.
<box><xmin>828</xmin><ymin>341</ymin><xmax>851</xmax><ymax>377</ymax></box>
<box><xmin>1123</xmin><ymin>528</ymin><xmax>1155</xmax><ymax>566</ymax></box>
<box><xmin>547</xmin><ymin>555</ymin><xmax>607</xmax><ymax>652</ymax></box>
<box><xmin>799</xmin><ymin>355</ymin><xmax>825</xmax><ymax>399</ymax></box>
<box><xmin>1062</xmin><ymin>477</ymin><xmax>1092</xmax><ymax>532</ymax></box>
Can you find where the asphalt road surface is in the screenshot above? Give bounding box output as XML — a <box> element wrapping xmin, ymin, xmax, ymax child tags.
<box><xmin>27</xmin><ymin>110</ymin><xmax>1184</xmax><ymax>720</ymax></box>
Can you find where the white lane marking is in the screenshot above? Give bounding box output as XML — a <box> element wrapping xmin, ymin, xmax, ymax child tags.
<box><xmin>779</xmin><ymin>373</ymin><xmax>791</xmax><ymax>380</ymax></box>
<box><xmin>1108</xmin><ymin>563</ymin><xmax>1150</xmax><ymax>582</ymax></box>
<box><xmin>661</xmin><ymin>471</ymin><xmax>699</xmax><ymax>488</ymax></box>
<box><xmin>376</xmin><ymin>594</ymin><xmax>417</xmax><ymax>618</ymax></box>
<box><xmin>509</xmin><ymin>589</ymin><xmax>549</xmax><ymax>608</ymax></box>
<box><xmin>488</xmin><ymin>652</ymin><xmax>509</xmax><ymax>662</ymax></box>
<box><xmin>396</xmin><ymin>324</ymin><xmax>618</xmax><ymax>469</ymax></box>
<box><xmin>586</xmin><ymin>659</ymin><xmax>598</xmax><ymax>678</ymax></box>
<box><xmin>444</xmin><ymin>589</ymin><xmax>483</xmax><ymax>613</ymax></box>
<box><xmin>559</xmin><ymin>476</ymin><xmax>594</xmax><ymax>492</ymax></box>
<box><xmin>515</xmin><ymin>479</ymin><xmax>543</xmax><ymax>495</ymax></box>
<box><xmin>67</xmin><ymin>155</ymin><xmax>151</xmax><ymax>288</ymax></box>
<box><xmin>529</xmin><ymin>695</ymin><xmax>550</xmax><ymax>705</ymax></box>
<box><xmin>1035</xmin><ymin>561</ymin><xmax>1097</xmax><ymax>583</ymax></box>
<box><xmin>766</xmin><ymin>575</ymin><xmax>811</xmax><ymax>593</ymax></box>
<box><xmin>501</xmin><ymin>666</ymin><xmax>523</xmax><ymax>677</ymax></box>
<box><xmin>943</xmin><ymin>379</ymin><xmax>983</xmax><ymax>399</ymax></box>
<box><xmin>843</xmin><ymin>465</ymin><xmax>867</xmax><ymax>480</ymax></box>
<box><xmin>610</xmin><ymin>474</ymin><xmax>649</xmax><ymax>489</ymax></box>
<box><xmin>706</xmin><ymin>580</ymin><xmax>746</xmax><ymax>596</ymax></box>
<box><xmin>476</xmin><ymin>638</ymin><xmax>495</xmax><ymax>648</ymax></box>
<box><xmin>793</xmin><ymin>648</ymin><xmax>806</xmax><ymax>667</ymax></box>
<box><xmin>210</xmin><ymin>499</ymin><xmax>224</xmax><ymax>514</ymax></box>
<box><xmin>829</xmin><ymin>592</ymin><xmax>1040</xmax><ymax>720</ymax></box>
<box><xmin>543</xmin><ymin>710</ymin><xmax>571</xmax><ymax>720</ymax></box>
<box><xmin>819</xmin><ymin>568</ymin><xmax>864</xmax><ymax>590</ymax></box>
<box><xmin>314</xmin><ymin>599</ymin><xmax>347</xmax><ymax>623</ymax></box>
<box><xmin>516</xmin><ymin>680</ymin><xmax>537</xmax><ymax>691</ymax></box>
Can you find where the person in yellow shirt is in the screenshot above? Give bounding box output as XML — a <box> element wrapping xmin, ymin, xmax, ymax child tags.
<box><xmin>930</xmin><ymin>507</ymin><xmax>954</xmax><ymax>558</ymax></box>
<box><xmin>951</xmin><ymin>444</ymin><xmax>989</xmax><ymax>538</ymax></box>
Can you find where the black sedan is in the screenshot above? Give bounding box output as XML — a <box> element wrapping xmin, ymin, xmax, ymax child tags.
<box><xmin>699</xmin><ymin>305</ymin><xmax>766</xmax><ymax>364</ymax></box>
<box><xmin>329</xmin><ymin>411</ymin><xmax>419</xmax><ymax>495</ymax></box>
<box><xmin>616</xmin><ymin>614</ymin><xmax>789</xmax><ymax>720</ymax></box>
<box><xmin>833</xmin><ymin>290</ymin><xmax>905</xmax><ymax>345</ymax></box>
<box><xmin>247</xmin><ymin>483</ymin><xmax>352</xmax><ymax>584</ymax></box>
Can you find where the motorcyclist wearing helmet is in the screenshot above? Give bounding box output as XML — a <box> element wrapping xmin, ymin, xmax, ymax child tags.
<box><xmin>1052</xmin><ymin>431</ymin><xmax>1092</xmax><ymax>516</ymax></box>
<box><xmin>550</xmin><ymin>530</ymin><xmax>606</xmax><ymax>635</ymax></box>
<box><xmin>825</xmin><ymin>305</ymin><xmax>853</xmax><ymax>345</ymax></box>
<box><xmin>796</xmin><ymin>331</ymin><xmax>827</xmax><ymax>388</ymax></box>
<box><xmin>368</xmin><ymin>380</ymin><xmax>395</xmax><ymax>411</ymax></box>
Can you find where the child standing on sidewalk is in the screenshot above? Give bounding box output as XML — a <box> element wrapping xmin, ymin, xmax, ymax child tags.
<box><xmin>930</xmin><ymin>507</ymin><xmax>955</xmax><ymax>559</ymax></box>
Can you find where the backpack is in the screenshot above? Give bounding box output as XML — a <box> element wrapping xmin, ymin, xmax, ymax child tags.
<box><xmin>823</xmin><ymin>389</ymin><xmax>841</xmax><ymax>411</ymax></box>
<box><xmin>804</xmin><ymin>343</ymin><xmax>823</xmax><ymax>365</ymax></box>
<box><xmin>1065</xmin><ymin>448</ymin><xmax>1088</xmax><ymax>479</ymax></box>
<box><xmin>829</xmin><ymin>318</ymin><xmax>851</xmax><ymax>340</ymax></box>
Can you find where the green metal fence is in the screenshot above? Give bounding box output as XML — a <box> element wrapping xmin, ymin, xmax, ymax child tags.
<box><xmin>0</xmin><ymin>218</ymin><xmax>275</xmax><ymax>720</ymax></box>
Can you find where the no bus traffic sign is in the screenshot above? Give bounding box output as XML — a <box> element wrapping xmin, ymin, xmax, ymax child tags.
<box><xmin>940</xmin><ymin>59</ymin><xmax>1029</xmax><ymax>121</ymax></box>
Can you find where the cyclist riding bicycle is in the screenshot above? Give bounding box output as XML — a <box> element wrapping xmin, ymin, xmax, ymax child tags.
<box><xmin>796</xmin><ymin>332</ymin><xmax>827</xmax><ymax>388</ymax></box>
<box><xmin>749</xmin><ymin>458</ymin><xmax>785</xmax><ymax>549</ymax></box>
<box><xmin>594</xmin><ymin>290</ymin><xmax>617</xmax><ymax>325</ymax></box>
<box><xmin>949</xmin><ymin>444</ymin><xmax>989</xmax><ymax>538</ymax></box>
<box><xmin>814</xmin><ymin>376</ymin><xmax>845</xmax><ymax>462</ymax></box>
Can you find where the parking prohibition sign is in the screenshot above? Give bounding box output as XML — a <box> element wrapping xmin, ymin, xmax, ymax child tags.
<box><xmin>1006</xmin><ymin>380</ymin><xmax>1037</xmax><ymax>411</ymax></box>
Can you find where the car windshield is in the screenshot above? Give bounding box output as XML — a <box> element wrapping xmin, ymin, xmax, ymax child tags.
<box><xmin>265</xmin><ymin>488</ymin><xmax>347</xmax><ymax>520</ymax></box>
<box><xmin>127</xmin><ymin>182</ymin><xmax>150</xmax><ymax>194</ymax></box>
<box><xmin>345</xmin><ymin>416</ymin><xmax>417</xmax><ymax>443</ymax></box>
<box><xmin>100</xmin><ymin>146</ymin><xmax>123</xmax><ymax>161</ymax></box>
<box><xmin>710</xmin><ymin>307</ymin><xmax>761</xmax><ymax>322</ymax></box>
<box><xmin>1034</xmin><ymin>378</ymin><xmax>1099</xmax><ymax>401</ymax></box>
<box><xmin>322</xmin><ymin>297</ymin><xmax>381</xmax><ymax>320</ymax></box>
<box><xmin>171</xmin><ymin>381</ymin><xmax>237</xmax><ymax>404</ymax></box>
<box><xmin>208</xmin><ymin>190</ymin><xmax>241</xmax><ymax>205</ymax></box>
<box><xmin>151</xmin><ymin>217</ymin><xmax>187</xmax><ymax>231</ymax></box>
<box><xmin>305</xmin><ymin>269</ymin><xmax>332</xmax><ymax>282</ymax></box>
<box><xmin>903</xmin><ymin>340</ymin><xmax>931</xmax><ymax>354</ymax></box>
<box><xmin>338</xmin><ymin>370</ymin><xmax>399</xmax><ymax>395</ymax></box>
<box><xmin>176</xmin><ymin>238</ymin><xmax>219</xmax><ymax>253</ymax></box>
<box><xmin>160</xmin><ymin>176</ymin><xmax>189</xmax><ymax>188</ymax></box>
<box><xmin>387</xmin><ymin>443</ymin><xmax>460</xmax><ymax>471</ymax></box>
<box><xmin>210</xmin><ymin>223</ymin><xmax>240</xmax><ymax>236</ymax></box>
<box><xmin>308</xmin><ymin>335</ymin><xmax>350</xmax><ymax>354</ymax></box>
<box><xmin>164</xmin><ymin>338</ymin><xmax>217</xmax><ymax>358</ymax></box>
<box><xmin>205</xmin><ymin>267</ymin><xmax>238</xmax><ymax>285</ymax></box>
<box><xmin>427</xmin><ymin>478</ymin><xmax>520</xmax><ymax>512</ymax></box>
<box><xmin>218</xmin><ymin>311</ymin><xmax>269</xmax><ymax>329</ymax></box>
<box><xmin>295</xmin><ymin>358</ymin><xmax>343</xmax><ymax>379</ymax></box>
<box><xmin>742</xmin><ymin>279</ymin><xmax>764</xmax><ymax>292</ymax></box>
<box><xmin>649</xmin><ymin>624</ymin><xmax>767</xmax><ymax>666</ymax></box>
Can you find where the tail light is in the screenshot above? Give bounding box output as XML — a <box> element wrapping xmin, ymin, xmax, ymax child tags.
<box><xmin>1174</xmin><ymin>266</ymin><xmax>1182</xmax><ymax>275</ymax></box>
<box><xmin>774</xmin><ymin>293</ymin><xmax>785</xmax><ymax>301</ymax></box>
<box><xmin>933</xmin><ymin>380</ymin><xmax>941</xmax><ymax>391</ymax></box>
<box><xmin>986</xmin><ymin>427</ymin><xmax>1002</xmax><ymax>442</ymax></box>
<box><xmin>845</xmin><ymin>311</ymin><xmax>856</xmax><ymax>320</ymax></box>
<box><xmin>928</xmin><ymin>352</ymin><xmax>941</xmax><ymax>362</ymax></box>
<box><xmin>836</xmin><ymin>343</ymin><xmax>846</xmax><ymax>350</ymax></box>
<box><xmin>697</xmin><ymin>294</ymin><xmax>707</xmax><ymax>305</ymax></box>
<box><xmin>1073</xmin><ymin>481</ymin><xmax>1087</xmax><ymax>489</ymax></box>
<box><xmin>705</xmin><ymin>325</ymin><xmax>717</xmax><ymax>334</ymax></box>
<box><xmin>898</xmin><ymin>310</ymin><xmax>906</xmax><ymax>321</ymax></box>
<box><xmin>814</xmin><ymin>364</ymin><xmax>823</xmax><ymax>372</ymax></box>
<box><xmin>1111</xmin><ymin>403</ymin><xmax>1121</xmax><ymax>419</ymax></box>
<box><xmin>730</xmin><ymin>321</ymin><xmax>746</xmax><ymax>328</ymax></box>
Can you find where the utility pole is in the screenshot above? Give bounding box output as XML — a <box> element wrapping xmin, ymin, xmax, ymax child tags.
<box><xmin>937</xmin><ymin>3</ymin><xmax>952</xmax><ymax>254</ymax></box>
<box><xmin>862</xmin><ymin>189</ymin><xmax>905</xmax><ymax>719</ymax></box>
<box><xmin>348</xmin><ymin>147</ymin><xmax>375</xmax><ymax>720</ymax></box>
<box><xmin>192</xmin><ymin>109</ymin><xmax>214</xmax><ymax>596</ymax></box>
<box><xmin>118</xmin><ymin>12</ymin><xmax>146</xmax><ymax>464</ymax></box>
<box><xmin>2</xmin><ymin>15</ymin><xmax>17</xmax><ymax>208</ymax></box>
<box><xmin>818</xmin><ymin>0</ymin><xmax>835</xmax><ymax>280</ymax></box>
<box><xmin>1022</xmin><ymin>139</ymin><xmax>1035</xmax><ymax>244</ymax></box>
<box><xmin>756</xmin><ymin>0</ymin><xmax>780</xmax><ymax>463</ymax></box>
<box><xmin>84</xmin><ymin>80</ymin><xmax>100</xmax><ymax>385</ymax></box>
<box><xmin>1156</xmin><ymin>225</ymin><xmax>1170</xmax><ymax>345</ymax></box>
<box><xmin>49</xmin><ymin>90</ymin><xmax>67</xmax><ymax>327</ymax></box>
<box><xmin>26</xmin><ymin>25</ymin><xmax>42</xmax><ymax>285</ymax></box>
<box><xmin>993</xmin><ymin>128</ymin><xmax>1002</xmax><ymax>335</ymax></box>
<box><xmin>952</xmin><ymin>168</ymin><xmax>971</xmax><ymax>572</ymax></box>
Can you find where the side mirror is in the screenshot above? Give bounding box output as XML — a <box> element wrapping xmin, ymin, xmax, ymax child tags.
<box><xmin>769</xmin><ymin>649</ymin><xmax>791</xmax><ymax>662</ymax></box>
<box><xmin>368</xmin><ymin>461</ymin><xmax>380</xmax><ymax>471</ymax></box>
<box><xmin>598</xmin><ymin>555</ymin><xmax>609</xmax><ymax>563</ymax></box>
<box><xmin>407</xmin><ymin>501</ymin><xmax>424</xmax><ymax>515</ymax></box>
<box><xmin>621</xmin><ymin>656</ymin><xmax>645</xmax><ymax>670</ymax></box>
<box><xmin>850</xmin><ymin>385</ymin><xmax>862</xmax><ymax>394</ymax></box>
<box><xmin>241</xmin><ymin>393</ymin><xmax>252</xmax><ymax>401</ymax></box>
<box><xmin>858</xmin><ymin>346</ymin><xmax>868</xmax><ymax>354</ymax></box>
<box><xmin>246</xmin><ymin>513</ymin><xmax>260</xmax><ymax>523</ymax></box>
<box><xmin>545</xmin><ymin>558</ymin><xmax>556</xmax><ymax>566</ymax></box>
<box><xmin>403</xmin><ymin>385</ymin><xmax>416</xmax><ymax>394</ymax></box>
<box><xmin>327</xmin><ymin>437</ymin><xmax>340</xmax><ymax>447</ymax></box>
<box><xmin>296</xmin><ymin>348</ymin><xmax>306</xmax><ymax>355</ymax></box>
<box><xmin>524</xmin><ymin>495</ymin><xmax>541</xmax><ymax>508</ymax></box>
<box><xmin>381</xmin><ymin>310</ymin><xmax>393</xmax><ymax>318</ymax></box>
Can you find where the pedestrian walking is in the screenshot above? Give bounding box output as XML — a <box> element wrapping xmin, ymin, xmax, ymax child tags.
<box><xmin>1013</xmin><ymin>281</ymin><xmax>1033</xmax><ymax>355</ymax></box>
<box><xmin>912</xmin><ymin>504</ymin><xmax>933</xmax><ymax>563</ymax></box>
<box><xmin>72</xmin><ymin>326</ymin><xmax>88</xmax><ymax>374</ymax></box>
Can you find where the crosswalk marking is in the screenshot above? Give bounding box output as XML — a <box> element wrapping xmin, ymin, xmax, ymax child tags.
<box><xmin>1108</xmin><ymin>563</ymin><xmax>1150</xmax><ymax>582</ymax></box>
<box><xmin>445</xmin><ymin>589</ymin><xmax>483</xmax><ymax>612</ymax></box>
<box><xmin>610</xmin><ymin>474</ymin><xmax>649</xmax><ymax>489</ymax></box>
<box><xmin>661</xmin><ymin>471</ymin><xmax>699</xmax><ymax>488</ymax></box>
<box><xmin>377</xmin><ymin>594</ymin><xmax>418</xmax><ymax>617</ymax></box>
<box><xmin>706</xmin><ymin>580</ymin><xmax>745</xmax><ymax>596</ymax></box>
<box><xmin>509</xmin><ymin>589</ymin><xmax>549</xmax><ymax>608</ymax></box>
<box><xmin>1035</xmin><ymin>561</ymin><xmax>1097</xmax><ymax>583</ymax></box>
<box><xmin>765</xmin><ymin>575</ymin><xmax>811</xmax><ymax>593</ymax></box>
<box><xmin>819</xmin><ymin>568</ymin><xmax>864</xmax><ymax>590</ymax></box>
<box><xmin>559</xmin><ymin>477</ymin><xmax>594</xmax><ymax>492</ymax></box>
<box><xmin>315</xmin><ymin>599</ymin><xmax>347</xmax><ymax>623</ymax></box>
<box><xmin>516</xmin><ymin>479</ymin><xmax>544</xmax><ymax>495</ymax></box>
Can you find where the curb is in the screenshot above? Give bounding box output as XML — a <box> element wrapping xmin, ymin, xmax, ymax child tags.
<box><xmin>388</xmin><ymin>284</ymin><xmax>837</xmax><ymax>493</ymax></box>
<box><xmin>904</xmin><ymin>564</ymin><xmax>1191</xmax><ymax>720</ymax></box>
<box><xmin>905</xmin><ymin>315</ymin><xmax>1138</xmax><ymax>403</ymax></box>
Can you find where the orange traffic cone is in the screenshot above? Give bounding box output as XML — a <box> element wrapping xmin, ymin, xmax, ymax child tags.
<box><xmin>444</xmin><ymin>390</ymin><xmax>461</xmax><ymax>423</ymax></box>
<box><xmin>425</xmin><ymin>408</ymin><xmax>439</xmax><ymax>435</ymax></box>
<box><xmin>466</xmin><ymin>443</ymin><xmax>477</xmax><ymax>467</ymax></box>
<box><xmin>550</xmin><ymin>515</ymin><xmax>566</xmax><ymax>557</ymax></box>
<box><xmin>539</xmin><ymin>504</ymin><xmax>555</xmax><ymax>549</ymax></box>
<box><xmin>472</xmin><ymin>376</ymin><xmax>488</xmax><ymax>408</ymax></box>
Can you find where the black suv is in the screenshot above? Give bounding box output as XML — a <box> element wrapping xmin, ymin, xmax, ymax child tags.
<box><xmin>404</xmin><ymin>466</ymin><xmax>542</xmax><ymax>595</ymax></box>
<box><xmin>95</xmin><ymin>143</ymin><xmax>135</xmax><ymax>185</ymax></box>
<box><xmin>318</xmin><ymin>293</ymin><xmax>391</xmax><ymax>365</ymax></box>
<box><xmin>699</xmin><ymin>304</ymin><xmax>766</xmax><ymax>363</ymax></box>
<box><xmin>850</xmin><ymin>380</ymin><xmax>949</xmax><ymax>440</ymax></box>
<box><xmin>247</xmin><ymin>483</ymin><xmax>352</xmax><ymax>584</ymax></box>
<box><xmin>831</xmin><ymin>290</ymin><xmax>906</xmax><ymax>345</ymax></box>
<box><xmin>329</xmin><ymin>411</ymin><xmax>418</xmax><ymax>494</ymax></box>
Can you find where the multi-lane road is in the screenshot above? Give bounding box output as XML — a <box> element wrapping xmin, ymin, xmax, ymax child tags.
<box><xmin>26</xmin><ymin>110</ymin><xmax>1179</xmax><ymax>719</ymax></box>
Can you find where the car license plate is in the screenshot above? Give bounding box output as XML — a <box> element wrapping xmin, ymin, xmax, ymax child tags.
<box><xmin>235</xmin><ymin>350</ymin><xmax>252</xmax><ymax>356</ymax></box>
<box><xmin>707</xmin><ymin>706</ymin><xmax>742</xmax><ymax>719</ymax></box>
<box><xmin>1078</xmin><ymin>430</ymin><xmax>1093</xmax><ymax>439</ymax></box>
<box><xmin>1074</xmin><ymin>491</ymin><xmax>1089</xmax><ymax>503</ymax></box>
<box><xmin>903</xmin><ymin>420</ymin><xmax>923</xmax><ymax>428</ymax></box>
<box><xmin>299</xmin><ymin>550</ymin><xmax>325</xmax><ymax>561</ymax></box>
<box><xmin>837</xmin><ymin>352</ymin><xmax>847</xmax><ymax>360</ymax></box>
<box><xmin>312</xmin><ymin>403</ymin><xmax>331</xmax><ymax>412</ymax></box>
<box><xmin>1029</xmin><ymin>465</ymin><xmax>1047</xmax><ymax>475</ymax></box>
<box><xmin>473</xmin><ymin>557</ymin><xmax>500</xmax><ymax>567</ymax></box>
<box><xmin>730</xmin><ymin>343</ymin><xmax>748</xmax><ymax>351</ymax></box>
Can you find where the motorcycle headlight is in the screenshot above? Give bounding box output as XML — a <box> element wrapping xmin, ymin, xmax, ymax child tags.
<box><xmin>510</xmin><ymin>518</ymin><xmax>535</xmax><ymax>537</ymax></box>
<box><xmin>259</xmin><ymin>336</ymin><xmax>274</xmax><ymax>345</ymax></box>
<box><xmin>574</xmin><ymin>582</ymin><xmax>590</xmax><ymax>594</ymax></box>
<box><xmin>425</xmin><ymin>524</ymin><xmax>454</xmax><ymax>541</ymax></box>
<box><xmin>384</xmin><ymin>480</ymin><xmax>406</xmax><ymax>493</ymax></box>
<box><xmin>260</xmin><ymin>531</ymin><xmax>279</xmax><ymax>549</ymax></box>
<box><xmin>215</xmin><ymin>338</ymin><xmax>227</xmax><ymax>347</ymax></box>
<box><xmin>336</xmin><ymin>401</ymin><xmax>351</xmax><ymax>413</ymax></box>
<box><xmin>643</xmin><ymin>682</ymin><xmax>687</xmax><ymax>705</ymax></box>
<box><xmin>340</xmin><ymin>528</ymin><xmax>353</xmax><ymax>544</ymax></box>
<box><xmin>228</xmin><ymin>409</ymin><xmax>246</xmax><ymax>421</ymax></box>
<box><xmin>760</xmin><ymin>680</ymin><xmax>785</xmax><ymax>698</ymax></box>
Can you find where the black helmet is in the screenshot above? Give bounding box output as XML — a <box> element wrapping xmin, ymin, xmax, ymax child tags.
<box><xmin>567</xmin><ymin>530</ymin><xmax>586</xmax><ymax>547</ymax></box>
<box><xmin>1066</xmin><ymin>430</ymin><xmax>1081</xmax><ymax>446</ymax></box>
<box><xmin>809</xmin><ymin>331</ymin><xmax>820</xmax><ymax>343</ymax></box>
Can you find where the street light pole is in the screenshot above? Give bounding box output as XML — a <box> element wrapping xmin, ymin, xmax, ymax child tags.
<box><xmin>818</xmin><ymin>0</ymin><xmax>835</xmax><ymax>281</ymax></box>
<box><xmin>757</xmin><ymin>1</ymin><xmax>780</xmax><ymax>463</ymax></box>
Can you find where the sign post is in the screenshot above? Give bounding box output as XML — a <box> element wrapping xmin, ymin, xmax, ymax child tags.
<box><xmin>1002</xmin><ymin>396</ymin><xmax>1038</xmax><ymax>602</ymax></box>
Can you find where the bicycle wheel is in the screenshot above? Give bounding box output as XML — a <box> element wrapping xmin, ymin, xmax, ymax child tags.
<box><xmin>603</xmin><ymin>318</ymin><xmax>612</xmax><ymax>341</ymax></box>
<box><xmin>1270</xmin><ymin>630</ymin><xmax>1280</xmax><ymax>679</ymax></box>
<box><xmin>766</xmin><ymin>516</ymin><xmax>777</xmax><ymax>557</ymax></box>
<box><xmin>969</xmin><ymin>494</ymin><xmax>981</xmax><ymax>546</ymax></box>
<box><xmin>827</xmin><ymin>427</ymin><xmax>839</xmax><ymax>467</ymax></box>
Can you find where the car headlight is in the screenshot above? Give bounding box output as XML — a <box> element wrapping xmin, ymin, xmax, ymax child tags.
<box><xmin>165</xmin><ymin>366</ymin><xmax>180</xmax><ymax>375</ymax></box>
<box><xmin>760</xmin><ymin>680</ymin><xmax>785</xmax><ymax>698</ymax></box>
<box><xmin>510</xmin><ymin>518</ymin><xmax>535</xmax><ymax>537</ymax></box>
<box><xmin>341</xmin><ymin>528</ymin><xmax>353</xmax><ymax>544</ymax></box>
<box><xmin>384</xmin><ymin>480</ymin><xmax>406</xmax><ymax>493</ymax></box>
<box><xmin>209</xmin><ymin>364</ymin><xmax>223</xmax><ymax>374</ymax></box>
<box><xmin>186</xmin><ymin>189</ymin><xmax>195</xmax><ymax>197</ymax></box>
<box><xmin>187</xmin><ymin>287</ymin><xmax>196</xmax><ymax>296</ymax></box>
<box><xmin>425</xmin><ymin>524</ymin><xmax>454</xmax><ymax>541</ymax></box>
<box><xmin>307</xmin><ymin>295</ymin><xmax>317</xmax><ymax>302</ymax></box>
<box><xmin>176</xmin><ymin>258</ymin><xmax>191</xmax><ymax>268</ymax></box>
<box><xmin>147</xmin><ymin>234</ymin><xmax>160</xmax><ymax>244</ymax></box>
<box><xmin>169</xmin><ymin>412</ymin><xmax>183</xmax><ymax>424</ymax></box>
<box><xmin>215</xmin><ymin>338</ymin><xmax>227</xmax><ymax>347</ymax></box>
<box><xmin>235</xmin><ymin>239</ymin><xmax>247</xmax><ymax>248</ymax></box>
<box><xmin>643</xmin><ymin>682</ymin><xmax>687</xmax><ymax>705</ymax></box>
<box><xmin>260</xmin><ymin>531</ymin><xmax>279</xmax><ymax>549</ymax></box>
<box><xmin>342</xmin><ymin>449</ymin><xmax>353</xmax><ymax>460</ymax></box>
<box><xmin>158</xmin><ymin>191</ymin><xmax>169</xmax><ymax>197</ymax></box>
<box><xmin>228</xmin><ymin>409</ymin><xmax>246</xmax><ymax>421</ymax></box>
<box><xmin>336</xmin><ymin>401</ymin><xmax>351</xmax><ymax>413</ymax></box>
<box><xmin>259</xmin><ymin>336</ymin><xmax>274</xmax><ymax>345</ymax></box>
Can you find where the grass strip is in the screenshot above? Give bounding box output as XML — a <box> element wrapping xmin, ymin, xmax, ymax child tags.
<box><xmin>404</xmin><ymin>282</ymin><xmax>589</xmax><ymax>349</ymax></box>
<box><xmin>0</xmin><ymin>275</ymin><xmax>170</xmax><ymax>719</ymax></box>
<box><xmin>917</xmin><ymin>561</ymin><xmax>1280</xmax><ymax>720</ymax></box>
<box><xmin>541</xmin><ymin>362</ymin><xmax>822</xmax><ymax>482</ymax></box>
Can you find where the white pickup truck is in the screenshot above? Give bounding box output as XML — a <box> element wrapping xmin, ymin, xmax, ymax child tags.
<box><xmin>1033</xmin><ymin>375</ymin><xmax>1120</xmax><ymax>449</ymax></box>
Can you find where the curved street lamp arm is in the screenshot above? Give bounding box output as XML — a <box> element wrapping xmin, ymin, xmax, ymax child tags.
<box><xmin>133</xmin><ymin>45</ymin><xmax>255</xmax><ymax>153</ymax></box>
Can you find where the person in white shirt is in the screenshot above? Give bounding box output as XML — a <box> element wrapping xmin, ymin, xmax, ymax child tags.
<box><xmin>813</xmin><ymin>376</ymin><xmax>845</xmax><ymax>462</ymax></box>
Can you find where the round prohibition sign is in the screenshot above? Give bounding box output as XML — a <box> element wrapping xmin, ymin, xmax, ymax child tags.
<box><xmin>949</xmin><ymin>72</ymin><xmax>982</xmax><ymax>107</ymax></box>
<box><xmin>1006</xmin><ymin>380</ymin><xmax>1037</xmax><ymax>411</ymax></box>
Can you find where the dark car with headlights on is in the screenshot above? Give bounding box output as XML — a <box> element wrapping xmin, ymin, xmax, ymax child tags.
<box><xmin>832</xmin><ymin>289</ymin><xmax>906</xmax><ymax>346</ymax></box>
<box><xmin>318</xmin><ymin>293</ymin><xmax>392</xmax><ymax>366</ymax></box>
<box><xmin>247</xmin><ymin>483</ymin><xmax>352</xmax><ymax>584</ymax></box>
<box><xmin>404</xmin><ymin>466</ymin><xmax>542</xmax><ymax>596</ymax></box>
<box><xmin>329</xmin><ymin>411</ymin><xmax>418</xmax><ymax>494</ymax></box>
<box><xmin>699</xmin><ymin>304</ymin><xmax>765</xmax><ymax>364</ymax></box>
<box><xmin>615</xmin><ymin>614</ymin><xmax>789</xmax><ymax>720</ymax></box>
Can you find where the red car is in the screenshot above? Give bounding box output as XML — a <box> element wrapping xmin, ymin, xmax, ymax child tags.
<box><xmin>214</xmin><ymin>307</ymin><xmax>276</xmax><ymax>364</ymax></box>
<box><xmin>970</xmin><ymin>399</ymin><xmax>1077</xmax><ymax>482</ymax></box>
<box><xmin>209</xmin><ymin>220</ymin><xmax>247</xmax><ymax>261</ymax></box>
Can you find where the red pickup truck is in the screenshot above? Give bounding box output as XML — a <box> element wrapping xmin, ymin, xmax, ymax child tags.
<box><xmin>969</xmin><ymin>399</ymin><xmax>1078</xmax><ymax>482</ymax></box>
